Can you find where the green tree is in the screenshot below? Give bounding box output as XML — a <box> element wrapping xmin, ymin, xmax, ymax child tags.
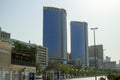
<box><xmin>36</xmin><ymin>63</ymin><xmax>42</xmax><ymax>75</ymax></box>
<box><xmin>12</xmin><ymin>41</ymin><xmax>37</xmax><ymax>63</ymax></box>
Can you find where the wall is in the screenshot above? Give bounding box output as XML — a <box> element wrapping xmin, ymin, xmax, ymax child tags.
<box><xmin>0</xmin><ymin>42</ymin><xmax>12</xmax><ymax>67</ymax></box>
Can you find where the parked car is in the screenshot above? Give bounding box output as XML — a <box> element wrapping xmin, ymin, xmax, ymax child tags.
<box><xmin>36</xmin><ymin>75</ymin><xmax>42</xmax><ymax>80</ymax></box>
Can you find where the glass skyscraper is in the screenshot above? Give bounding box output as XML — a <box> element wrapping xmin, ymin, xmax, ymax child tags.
<box><xmin>43</xmin><ymin>7</ymin><xmax>67</xmax><ymax>64</ymax></box>
<box><xmin>71</xmin><ymin>21</ymin><xmax>89</xmax><ymax>66</ymax></box>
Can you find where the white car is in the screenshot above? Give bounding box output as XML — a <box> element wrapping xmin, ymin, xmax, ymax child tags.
<box><xmin>36</xmin><ymin>75</ymin><xmax>42</xmax><ymax>80</ymax></box>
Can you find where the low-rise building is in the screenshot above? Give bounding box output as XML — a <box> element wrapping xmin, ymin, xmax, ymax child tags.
<box><xmin>0</xmin><ymin>27</ymin><xmax>10</xmax><ymax>41</ymax></box>
<box><xmin>0</xmin><ymin>41</ymin><xmax>36</xmax><ymax>80</ymax></box>
<box><xmin>0</xmin><ymin>41</ymin><xmax>12</xmax><ymax>67</ymax></box>
<box><xmin>10</xmin><ymin>39</ymin><xmax>49</xmax><ymax>69</ymax></box>
<box><xmin>105</xmin><ymin>56</ymin><xmax>111</xmax><ymax>62</ymax></box>
<box><xmin>103</xmin><ymin>61</ymin><xmax>116</xmax><ymax>70</ymax></box>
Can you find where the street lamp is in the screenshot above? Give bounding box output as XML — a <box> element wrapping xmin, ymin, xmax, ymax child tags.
<box><xmin>91</xmin><ymin>27</ymin><xmax>98</xmax><ymax>80</ymax></box>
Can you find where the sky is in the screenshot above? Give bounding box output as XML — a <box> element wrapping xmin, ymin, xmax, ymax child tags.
<box><xmin>0</xmin><ymin>0</ymin><xmax>120</xmax><ymax>63</ymax></box>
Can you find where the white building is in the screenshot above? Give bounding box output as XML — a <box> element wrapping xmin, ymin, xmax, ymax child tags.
<box><xmin>36</xmin><ymin>45</ymin><xmax>48</xmax><ymax>69</ymax></box>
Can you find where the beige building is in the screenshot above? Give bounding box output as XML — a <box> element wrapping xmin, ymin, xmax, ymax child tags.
<box><xmin>10</xmin><ymin>39</ymin><xmax>49</xmax><ymax>70</ymax></box>
<box><xmin>0</xmin><ymin>41</ymin><xmax>12</xmax><ymax>67</ymax></box>
<box><xmin>0</xmin><ymin>41</ymin><xmax>36</xmax><ymax>80</ymax></box>
<box><xmin>36</xmin><ymin>45</ymin><xmax>48</xmax><ymax>69</ymax></box>
<box><xmin>0</xmin><ymin>27</ymin><xmax>11</xmax><ymax>41</ymax></box>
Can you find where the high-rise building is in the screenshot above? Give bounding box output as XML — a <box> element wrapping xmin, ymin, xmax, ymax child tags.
<box><xmin>89</xmin><ymin>45</ymin><xmax>103</xmax><ymax>69</ymax></box>
<box><xmin>43</xmin><ymin>7</ymin><xmax>67</xmax><ymax>64</ymax></box>
<box><xmin>71</xmin><ymin>21</ymin><xmax>89</xmax><ymax>66</ymax></box>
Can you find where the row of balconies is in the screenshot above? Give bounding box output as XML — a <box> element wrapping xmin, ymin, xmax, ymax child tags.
<box><xmin>11</xmin><ymin>59</ymin><xmax>36</xmax><ymax>67</ymax></box>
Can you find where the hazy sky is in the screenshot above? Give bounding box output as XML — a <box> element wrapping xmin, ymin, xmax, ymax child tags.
<box><xmin>0</xmin><ymin>0</ymin><xmax>120</xmax><ymax>63</ymax></box>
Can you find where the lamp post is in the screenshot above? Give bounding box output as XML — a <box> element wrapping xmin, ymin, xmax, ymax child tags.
<box><xmin>91</xmin><ymin>27</ymin><xmax>98</xmax><ymax>80</ymax></box>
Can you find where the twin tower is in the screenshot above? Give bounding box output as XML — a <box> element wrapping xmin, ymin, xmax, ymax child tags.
<box><xmin>43</xmin><ymin>7</ymin><xmax>89</xmax><ymax>66</ymax></box>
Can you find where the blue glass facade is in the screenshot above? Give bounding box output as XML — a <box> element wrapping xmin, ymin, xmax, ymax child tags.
<box><xmin>71</xmin><ymin>21</ymin><xmax>89</xmax><ymax>66</ymax></box>
<box><xmin>43</xmin><ymin>7</ymin><xmax>67</xmax><ymax>63</ymax></box>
